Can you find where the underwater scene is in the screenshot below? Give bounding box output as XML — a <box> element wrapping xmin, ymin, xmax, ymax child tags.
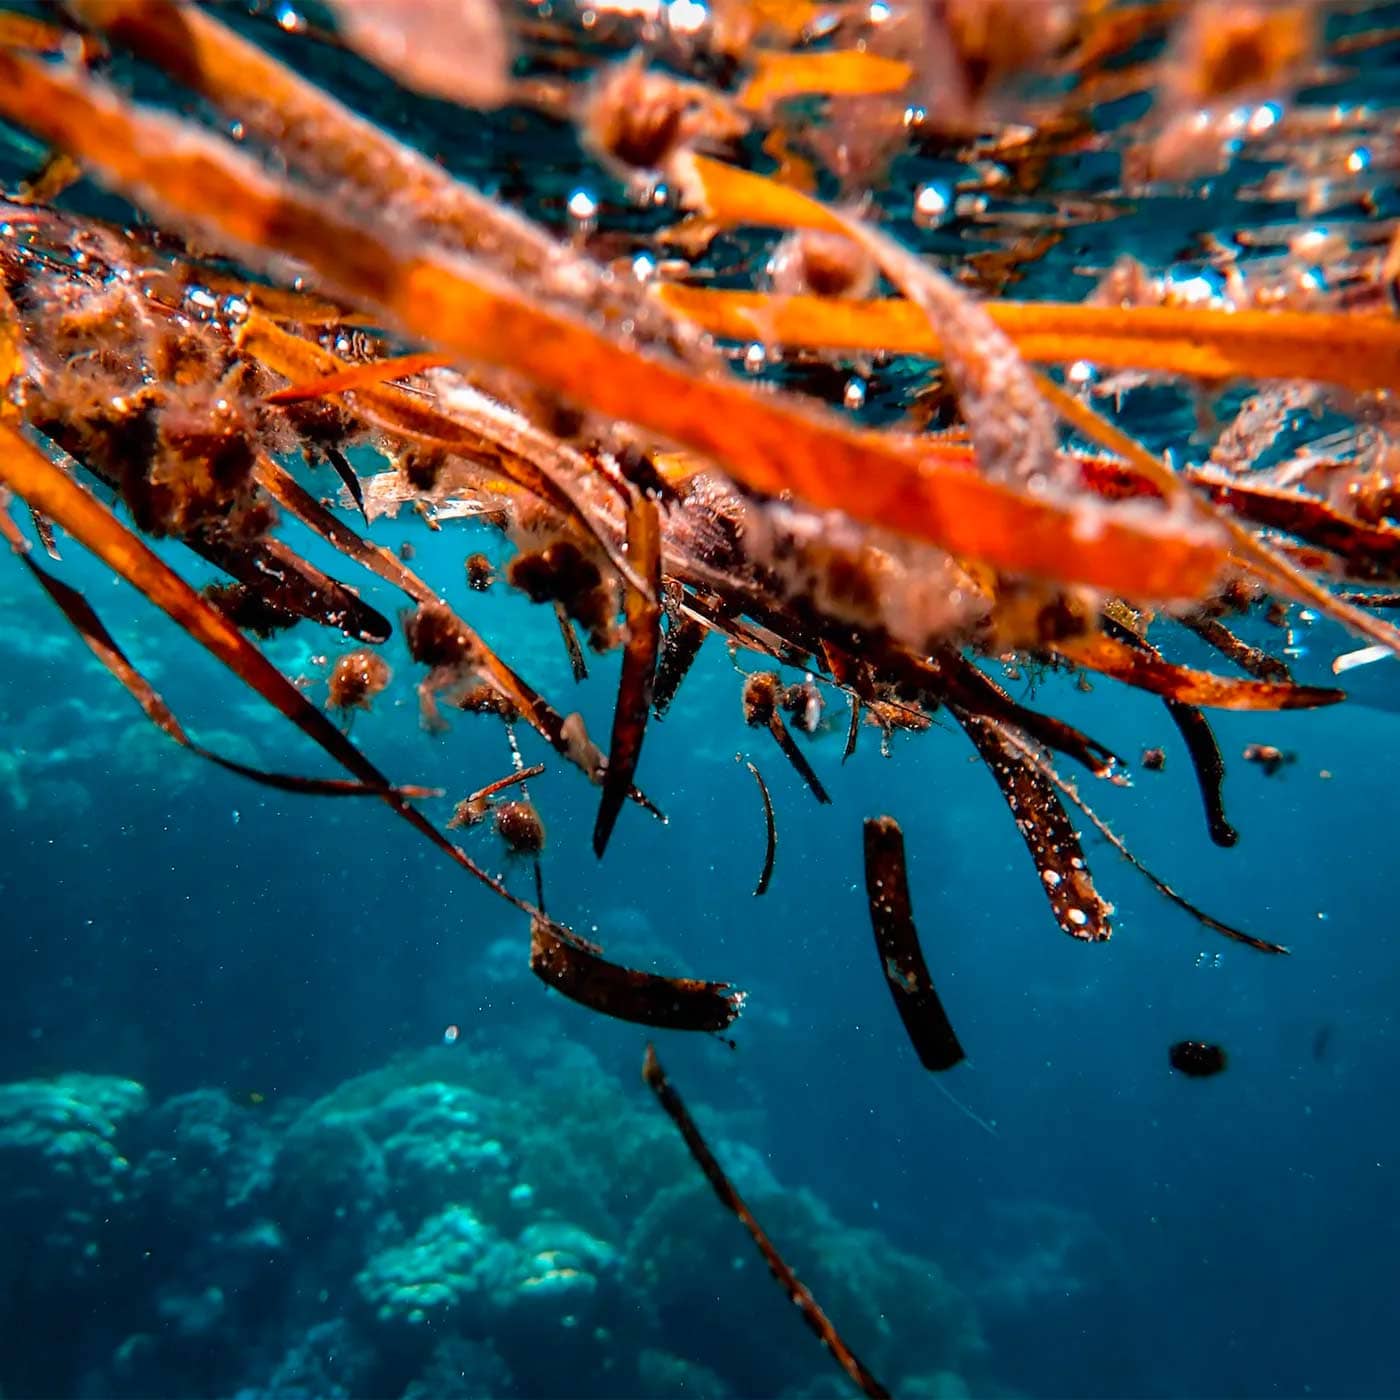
<box><xmin>2</xmin><ymin>1</ymin><xmax>1399</xmax><ymax>1396</ymax></box>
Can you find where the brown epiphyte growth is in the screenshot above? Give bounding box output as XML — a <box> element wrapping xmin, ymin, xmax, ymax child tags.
<box><xmin>326</xmin><ymin>649</ymin><xmax>392</xmax><ymax>713</ymax></box>
<box><xmin>465</xmin><ymin>552</ymin><xmax>495</xmax><ymax>591</ymax></box>
<box><xmin>494</xmin><ymin>798</ymin><xmax>546</xmax><ymax>855</ymax></box>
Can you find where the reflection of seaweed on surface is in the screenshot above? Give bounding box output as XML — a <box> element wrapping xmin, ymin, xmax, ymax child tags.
<box><xmin>2</xmin><ymin>0</ymin><xmax>1400</xmax><ymax>1386</ymax></box>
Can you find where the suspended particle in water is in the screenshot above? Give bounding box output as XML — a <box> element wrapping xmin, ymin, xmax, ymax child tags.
<box><xmin>443</xmin><ymin>1024</ymin><xmax>460</xmax><ymax>1045</ymax></box>
<box><xmin>1169</xmin><ymin>1040</ymin><xmax>1227</xmax><ymax>1077</ymax></box>
<box><xmin>913</xmin><ymin>182</ymin><xmax>950</xmax><ymax>229</ymax></box>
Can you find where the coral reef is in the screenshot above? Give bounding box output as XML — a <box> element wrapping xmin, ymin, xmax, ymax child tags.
<box><xmin>0</xmin><ymin>1046</ymin><xmax>990</xmax><ymax>1398</ymax></box>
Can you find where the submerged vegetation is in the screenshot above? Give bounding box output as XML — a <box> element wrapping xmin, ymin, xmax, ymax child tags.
<box><xmin>1</xmin><ymin>0</ymin><xmax>1399</xmax><ymax>1390</ymax></box>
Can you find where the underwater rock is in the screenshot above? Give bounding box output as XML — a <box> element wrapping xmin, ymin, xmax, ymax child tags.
<box><xmin>0</xmin><ymin>1073</ymin><xmax>146</xmax><ymax>1291</ymax></box>
<box><xmin>131</xmin><ymin>1088</ymin><xmax>276</xmax><ymax>1218</ymax></box>
<box><xmin>232</xmin><ymin>1316</ymin><xmax>376</xmax><ymax>1400</ymax></box>
<box><xmin>628</xmin><ymin>1174</ymin><xmax>984</xmax><ymax>1398</ymax></box>
<box><xmin>378</xmin><ymin>1082</ymin><xmax>515</xmax><ymax>1223</ymax></box>
<box><xmin>400</xmin><ymin>1336</ymin><xmax>515</xmax><ymax>1399</ymax></box>
<box><xmin>636</xmin><ymin>1348</ymin><xmax>733</xmax><ymax>1399</ymax></box>
<box><xmin>355</xmin><ymin>1204</ymin><xmax>499</xmax><ymax>1327</ymax></box>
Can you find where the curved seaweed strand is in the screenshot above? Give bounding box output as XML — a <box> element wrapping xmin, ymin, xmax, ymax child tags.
<box><xmin>1100</xmin><ymin>615</ymin><xmax>1238</xmax><ymax>848</ymax></box>
<box><xmin>1048</xmin><ymin>631</ymin><xmax>1343</xmax><ymax>710</ymax></box>
<box><xmin>642</xmin><ymin>1046</ymin><xmax>890</xmax><ymax>1400</ymax></box>
<box><xmin>863</xmin><ymin>816</ymin><xmax>966</xmax><ymax>1071</ymax></box>
<box><xmin>252</xmin><ymin>454</ymin><xmax>658</xmax><ymax>812</ymax></box>
<box><xmin>996</xmin><ymin>725</ymin><xmax>1288</xmax><ymax>955</ymax></box>
<box><xmin>0</xmin><ymin>501</ymin><xmax>431</xmax><ymax>800</ymax></box>
<box><xmin>530</xmin><ymin>917</ymin><xmax>741</xmax><ymax>1032</ymax></box>
<box><xmin>746</xmin><ymin>759</ymin><xmax>776</xmax><ymax>896</ymax></box>
<box><xmin>0</xmin><ymin>420</ymin><xmax>540</xmax><ymax>918</ymax></box>
<box><xmin>953</xmin><ymin>707</ymin><xmax>1114</xmax><ymax>941</ymax></box>
<box><xmin>1164</xmin><ymin>698</ymin><xmax>1239</xmax><ymax>849</ymax></box>
<box><xmin>0</xmin><ymin>54</ymin><xmax>1228</xmax><ymax>600</ymax></box>
<box><xmin>1180</xmin><ymin>613</ymin><xmax>1292</xmax><ymax>685</ymax></box>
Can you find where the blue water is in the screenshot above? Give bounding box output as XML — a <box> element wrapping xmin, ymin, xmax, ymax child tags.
<box><xmin>5</xmin><ymin>514</ymin><xmax>1397</xmax><ymax>1397</ymax></box>
<box><xmin>5</xmin><ymin>5</ymin><xmax>1400</xmax><ymax>1397</ymax></box>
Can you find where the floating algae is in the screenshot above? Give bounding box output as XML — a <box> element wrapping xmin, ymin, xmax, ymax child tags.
<box><xmin>1</xmin><ymin>1</ymin><xmax>1399</xmax><ymax>1393</ymax></box>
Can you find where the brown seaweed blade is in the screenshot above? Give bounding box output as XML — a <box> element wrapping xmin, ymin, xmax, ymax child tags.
<box><xmin>470</xmin><ymin>761</ymin><xmax>546</xmax><ymax>805</ymax></box>
<box><xmin>1187</xmin><ymin>468</ymin><xmax>1400</xmax><ymax>581</ymax></box>
<box><xmin>323</xmin><ymin>445</ymin><xmax>368</xmax><ymax>527</ymax></box>
<box><xmin>0</xmin><ymin>421</ymin><xmax>535</xmax><ymax>915</ymax></box>
<box><xmin>768</xmin><ymin>711</ymin><xmax>832</xmax><ymax>805</ymax></box>
<box><xmin>189</xmin><ymin>533</ymin><xmax>392</xmax><ymax>644</ymax></box>
<box><xmin>996</xmin><ymin>725</ymin><xmax>1288</xmax><ymax>955</ymax></box>
<box><xmin>594</xmin><ymin>493</ymin><xmax>663</xmax><ymax>858</ymax></box>
<box><xmin>1049</xmin><ymin>632</ymin><xmax>1343</xmax><ymax>711</ymax></box>
<box><xmin>1162</xmin><ymin>698</ymin><xmax>1238</xmax><ymax>849</ymax></box>
<box><xmin>653</xmin><ymin>605</ymin><xmax>707</xmax><ymax>719</ymax></box>
<box><xmin>529</xmin><ymin>917</ymin><xmax>741</xmax><ymax>1032</ymax></box>
<box><xmin>253</xmin><ymin>455</ymin><xmax>658</xmax><ymax>812</ymax></box>
<box><xmin>0</xmin><ymin>503</ymin><xmax>432</xmax><ymax>800</ymax></box>
<box><xmin>1180</xmin><ymin>613</ymin><xmax>1292</xmax><ymax>685</ymax></box>
<box><xmin>642</xmin><ymin>1046</ymin><xmax>890</xmax><ymax>1400</ymax></box>
<box><xmin>264</xmin><ymin>352</ymin><xmax>454</xmax><ymax>404</ymax></box>
<box><xmin>863</xmin><ymin>816</ymin><xmax>966</xmax><ymax>1072</ymax></box>
<box><xmin>954</xmin><ymin>709</ymin><xmax>1113</xmax><ymax>941</ymax></box>
<box><xmin>1099</xmin><ymin>616</ymin><xmax>1239</xmax><ymax>848</ymax></box>
<box><xmin>747</xmin><ymin>760</ymin><xmax>776</xmax><ymax>897</ymax></box>
<box><xmin>0</xmin><ymin>54</ymin><xmax>1229</xmax><ymax>601</ymax></box>
<box><xmin>554</xmin><ymin>602</ymin><xmax>588</xmax><ymax>682</ymax></box>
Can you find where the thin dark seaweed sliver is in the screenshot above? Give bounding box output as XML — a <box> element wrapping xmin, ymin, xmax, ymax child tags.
<box><xmin>530</xmin><ymin>916</ymin><xmax>742</xmax><ymax>1032</ymax></box>
<box><xmin>653</xmin><ymin>610</ymin><xmax>706</xmax><ymax>718</ymax></box>
<box><xmin>1181</xmin><ymin>613</ymin><xmax>1291</xmax><ymax>684</ymax></box>
<box><xmin>1100</xmin><ymin>615</ymin><xmax>1238</xmax><ymax>847</ymax></box>
<box><xmin>1164</xmin><ymin>698</ymin><xmax>1238</xmax><ymax>848</ymax></box>
<box><xmin>190</xmin><ymin>532</ymin><xmax>391</xmax><ymax>643</ymax></box>
<box><xmin>862</xmin><ymin>816</ymin><xmax>965</xmax><ymax>1071</ymax></box>
<box><xmin>642</xmin><ymin>1045</ymin><xmax>890</xmax><ymax>1400</ymax></box>
<box><xmin>747</xmin><ymin>759</ymin><xmax>776</xmax><ymax>896</ymax></box>
<box><xmin>324</xmin><ymin>444</ymin><xmax>367</xmax><ymax>525</ymax></box>
<box><xmin>0</xmin><ymin>508</ymin><xmax>432</xmax><ymax>800</ymax></box>
<box><xmin>767</xmin><ymin>711</ymin><xmax>831</xmax><ymax>804</ymax></box>
<box><xmin>554</xmin><ymin>601</ymin><xmax>588</xmax><ymax>681</ymax></box>
<box><xmin>594</xmin><ymin>492</ymin><xmax>663</xmax><ymax>857</ymax></box>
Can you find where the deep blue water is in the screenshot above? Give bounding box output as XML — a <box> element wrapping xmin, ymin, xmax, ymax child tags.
<box><xmin>5</xmin><ymin>516</ymin><xmax>1398</xmax><ymax>1397</ymax></box>
<box><xmin>4</xmin><ymin>5</ymin><xmax>1400</xmax><ymax>1397</ymax></box>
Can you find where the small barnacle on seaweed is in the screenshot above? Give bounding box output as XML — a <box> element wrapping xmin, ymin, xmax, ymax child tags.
<box><xmin>507</xmin><ymin>540</ymin><xmax>617</xmax><ymax>651</ymax></box>
<box><xmin>494</xmin><ymin>798</ymin><xmax>545</xmax><ymax>855</ymax></box>
<box><xmin>453</xmin><ymin>682</ymin><xmax>517</xmax><ymax>720</ymax></box>
<box><xmin>404</xmin><ymin>601</ymin><xmax>478</xmax><ymax>670</ymax></box>
<box><xmin>202</xmin><ymin>581</ymin><xmax>300</xmax><ymax>639</ymax></box>
<box><xmin>741</xmin><ymin>671</ymin><xmax>779</xmax><ymax>727</ymax></box>
<box><xmin>326</xmin><ymin>649</ymin><xmax>392</xmax><ymax>714</ymax></box>
<box><xmin>768</xmin><ymin>230</ymin><xmax>876</xmax><ymax>301</ymax></box>
<box><xmin>583</xmin><ymin>56</ymin><xmax>692</xmax><ymax>173</ymax></box>
<box><xmin>465</xmin><ymin>552</ymin><xmax>495</xmax><ymax>591</ymax></box>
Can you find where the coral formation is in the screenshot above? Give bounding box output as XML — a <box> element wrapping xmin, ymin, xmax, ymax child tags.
<box><xmin>0</xmin><ymin>1047</ymin><xmax>990</xmax><ymax>1398</ymax></box>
